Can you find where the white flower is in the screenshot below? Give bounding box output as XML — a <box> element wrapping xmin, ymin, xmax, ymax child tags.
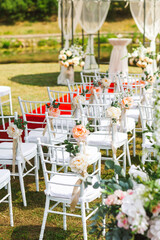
<box><xmin>66</xmin><ymin>50</ymin><xmax>72</xmax><ymax>57</ymax></box>
<box><xmin>72</xmin><ymin>95</ymin><xmax>86</xmax><ymax>107</ymax></box>
<box><xmin>129</xmin><ymin>165</ymin><xmax>149</xmax><ymax>181</ymax></box>
<box><xmin>106</xmin><ymin>106</ymin><xmax>121</xmax><ymax>120</ymax></box>
<box><xmin>7</xmin><ymin>123</ymin><xmax>22</xmax><ymax>139</ymax></box>
<box><xmin>61</xmin><ymin>54</ymin><xmax>67</xmax><ymax>61</ymax></box>
<box><xmin>60</xmin><ymin>50</ymin><xmax>65</xmax><ymax>55</ymax></box>
<box><xmin>147</xmin><ymin>217</ymin><xmax>160</xmax><ymax>240</ymax></box>
<box><xmin>72</xmin><ymin>57</ymin><xmax>79</xmax><ymax>66</ymax></box>
<box><xmin>80</xmin><ymin>61</ymin><xmax>85</xmax><ymax>67</ymax></box>
<box><xmin>70</xmin><ymin>153</ymin><xmax>88</xmax><ymax>177</ymax></box>
<box><xmin>132</xmin><ymin>50</ymin><xmax>138</xmax><ymax>58</ymax></box>
<box><xmin>68</xmin><ymin>59</ymin><xmax>73</xmax><ymax>65</ymax></box>
<box><xmin>63</xmin><ymin>61</ymin><xmax>69</xmax><ymax>68</ymax></box>
<box><xmin>101</xmin><ymin>78</ymin><xmax>111</xmax><ymax>88</ymax></box>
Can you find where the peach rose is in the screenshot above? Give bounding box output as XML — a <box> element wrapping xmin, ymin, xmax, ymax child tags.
<box><xmin>90</xmin><ymin>86</ymin><xmax>102</xmax><ymax>96</ymax></box>
<box><xmin>72</xmin><ymin>124</ymin><xmax>89</xmax><ymax>141</ymax></box>
<box><xmin>48</xmin><ymin>107</ymin><xmax>60</xmax><ymax>117</ymax></box>
<box><xmin>121</xmin><ymin>97</ymin><xmax>133</xmax><ymax>109</ymax></box>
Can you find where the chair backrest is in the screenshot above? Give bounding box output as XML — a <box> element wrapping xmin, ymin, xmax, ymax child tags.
<box><xmin>45</xmin><ymin>112</ymin><xmax>84</xmax><ymax>144</ymax></box>
<box><xmin>138</xmin><ymin>104</ymin><xmax>154</xmax><ymax>131</ymax></box>
<box><xmin>47</xmin><ymin>88</ymin><xmax>79</xmax><ymax>115</ymax></box>
<box><xmin>80</xmin><ymin>72</ymin><xmax>98</xmax><ymax>85</ymax></box>
<box><xmin>18</xmin><ymin>96</ymin><xmax>49</xmax><ymax>138</ymax></box>
<box><xmin>79</xmin><ymin>101</ymin><xmax>119</xmax><ymax>141</ymax></box>
<box><xmin>38</xmin><ymin>140</ymin><xmax>82</xmax><ymax>191</ymax></box>
<box><xmin>38</xmin><ymin>139</ymin><xmax>101</xmax><ymax>198</ymax></box>
<box><xmin>0</xmin><ymin>112</ymin><xmax>17</xmax><ymax>142</ymax></box>
<box><xmin>95</xmin><ymin>72</ymin><xmax>121</xmax><ymax>93</ymax></box>
<box><xmin>93</xmin><ymin>89</ymin><xmax>120</xmax><ymax>106</ymax></box>
<box><xmin>118</xmin><ymin>73</ymin><xmax>144</xmax><ymax>101</ymax></box>
<box><xmin>67</xmin><ymin>80</ymin><xmax>92</xmax><ymax>101</ymax></box>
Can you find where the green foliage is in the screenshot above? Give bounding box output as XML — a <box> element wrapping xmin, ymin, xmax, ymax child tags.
<box><xmin>14</xmin><ymin>117</ymin><xmax>27</xmax><ymax>130</ymax></box>
<box><xmin>0</xmin><ymin>0</ymin><xmax>58</xmax><ymax>23</ymax></box>
<box><xmin>64</xmin><ymin>140</ymin><xmax>79</xmax><ymax>156</ymax></box>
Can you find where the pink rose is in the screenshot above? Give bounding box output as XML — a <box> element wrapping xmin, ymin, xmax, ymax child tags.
<box><xmin>105</xmin><ymin>194</ymin><xmax>117</xmax><ymax>206</ymax></box>
<box><xmin>116</xmin><ymin>212</ymin><xmax>129</xmax><ymax>230</ymax></box>
<box><xmin>48</xmin><ymin>107</ymin><xmax>60</xmax><ymax>117</ymax></box>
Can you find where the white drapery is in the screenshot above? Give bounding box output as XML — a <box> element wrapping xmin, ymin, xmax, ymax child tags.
<box><xmin>130</xmin><ymin>0</ymin><xmax>160</xmax><ymax>73</ymax></box>
<box><xmin>79</xmin><ymin>0</ymin><xmax>110</xmax><ymax>70</ymax></box>
<box><xmin>58</xmin><ymin>0</ymin><xmax>82</xmax><ymax>49</ymax></box>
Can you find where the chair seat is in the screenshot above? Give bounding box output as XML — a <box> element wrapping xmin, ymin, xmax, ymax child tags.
<box><xmin>0</xmin><ymin>142</ymin><xmax>37</xmax><ymax>161</ymax></box>
<box><xmin>0</xmin><ymin>169</ymin><xmax>10</xmax><ymax>189</ymax></box>
<box><xmin>45</xmin><ymin>174</ymin><xmax>100</xmax><ymax>201</ymax></box>
<box><xmin>52</xmin><ymin>146</ymin><xmax>98</xmax><ymax>165</ymax></box>
<box><xmin>27</xmin><ymin>128</ymin><xmax>50</xmax><ymax>143</ymax></box>
<box><xmin>126</xmin><ymin>108</ymin><xmax>139</xmax><ymax>122</ymax></box>
<box><xmin>27</xmin><ymin>128</ymin><xmax>67</xmax><ymax>144</ymax></box>
<box><xmin>101</xmin><ymin>117</ymin><xmax>135</xmax><ymax>132</ymax></box>
<box><xmin>0</xmin><ymin>86</ymin><xmax>11</xmax><ymax>97</ymax></box>
<box><xmin>87</xmin><ymin>131</ymin><xmax>127</xmax><ymax>149</ymax></box>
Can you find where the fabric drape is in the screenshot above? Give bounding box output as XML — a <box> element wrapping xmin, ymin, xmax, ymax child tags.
<box><xmin>130</xmin><ymin>0</ymin><xmax>160</xmax><ymax>73</ymax></box>
<box><xmin>79</xmin><ymin>0</ymin><xmax>110</xmax><ymax>70</ymax></box>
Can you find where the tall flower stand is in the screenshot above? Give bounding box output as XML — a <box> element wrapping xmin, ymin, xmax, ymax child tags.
<box><xmin>57</xmin><ymin>66</ymin><xmax>74</xmax><ymax>85</ymax></box>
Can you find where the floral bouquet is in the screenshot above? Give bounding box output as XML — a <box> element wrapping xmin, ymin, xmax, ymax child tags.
<box><xmin>59</xmin><ymin>45</ymin><xmax>85</xmax><ymax>68</ymax></box>
<box><xmin>72</xmin><ymin>124</ymin><xmax>90</xmax><ymax>143</ymax></box>
<box><xmin>7</xmin><ymin>117</ymin><xmax>27</xmax><ymax>174</ymax></box>
<box><xmin>128</xmin><ymin>43</ymin><xmax>153</xmax><ymax>69</ymax></box>
<box><xmin>106</xmin><ymin>106</ymin><xmax>121</xmax><ymax>124</ymax></box>
<box><xmin>46</xmin><ymin>100</ymin><xmax>60</xmax><ymax>117</ymax></box>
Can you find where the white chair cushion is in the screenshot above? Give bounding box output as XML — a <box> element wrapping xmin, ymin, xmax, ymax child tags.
<box><xmin>126</xmin><ymin>108</ymin><xmax>139</xmax><ymax>122</ymax></box>
<box><xmin>0</xmin><ymin>142</ymin><xmax>37</xmax><ymax>160</ymax></box>
<box><xmin>87</xmin><ymin>131</ymin><xmax>127</xmax><ymax>149</ymax></box>
<box><xmin>45</xmin><ymin>174</ymin><xmax>99</xmax><ymax>200</ymax></box>
<box><xmin>28</xmin><ymin>128</ymin><xmax>67</xmax><ymax>144</ymax></box>
<box><xmin>27</xmin><ymin>128</ymin><xmax>50</xmax><ymax>143</ymax></box>
<box><xmin>0</xmin><ymin>86</ymin><xmax>11</xmax><ymax>97</ymax></box>
<box><xmin>0</xmin><ymin>169</ymin><xmax>10</xmax><ymax>189</ymax></box>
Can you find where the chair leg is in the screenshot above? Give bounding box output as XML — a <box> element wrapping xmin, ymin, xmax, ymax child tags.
<box><xmin>133</xmin><ymin>128</ymin><xmax>136</xmax><ymax>157</ymax></box>
<box><xmin>81</xmin><ymin>201</ymin><xmax>87</xmax><ymax>240</ymax></box>
<box><xmin>63</xmin><ymin>203</ymin><xmax>67</xmax><ymax>231</ymax></box>
<box><xmin>102</xmin><ymin>197</ymin><xmax>105</xmax><ymax>237</ymax></box>
<box><xmin>123</xmin><ymin>142</ymin><xmax>127</xmax><ymax>175</ymax></box>
<box><xmin>126</xmin><ymin>140</ymin><xmax>131</xmax><ymax>166</ymax></box>
<box><xmin>34</xmin><ymin>155</ymin><xmax>39</xmax><ymax>192</ymax></box>
<box><xmin>17</xmin><ymin>161</ymin><xmax>27</xmax><ymax>207</ymax></box>
<box><xmin>8</xmin><ymin>181</ymin><xmax>14</xmax><ymax>227</ymax></box>
<box><xmin>39</xmin><ymin>196</ymin><xmax>50</xmax><ymax>240</ymax></box>
<box><xmin>142</xmin><ymin>148</ymin><xmax>147</xmax><ymax>165</ymax></box>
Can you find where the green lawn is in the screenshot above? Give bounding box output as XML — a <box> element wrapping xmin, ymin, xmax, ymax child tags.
<box><xmin>0</xmin><ymin>63</ymin><xmax>142</xmax><ymax>240</ymax></box>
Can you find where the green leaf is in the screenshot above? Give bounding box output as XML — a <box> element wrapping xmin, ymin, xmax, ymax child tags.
<box><xmin>105</xmin><ymin>160</ymin><xmax>114</xmax><ymax>170</ymax></box>
<box><xmin>114</xmin><ymin>165</ymin><xmax>122</xmax><ymax>175</ymax></box>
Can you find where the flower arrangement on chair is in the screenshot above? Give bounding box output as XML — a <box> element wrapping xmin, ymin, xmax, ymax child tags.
<box><xmin>46</xmin><ymin>100</ymin><xmax>60</xmax><ymax>117</ymax></box>
<box><xmin>43</xmin><ymin>100</ymin><xmax>61</xmax><ymax>136</ymax></box>
<box><xmin>7</xmin><ymin>117</ymin><xmax>28</xmax><ymax>174</ymax></box>
<box><xmin>64</xmin><ymin>124</ymin><xmax>90</xmax><ymax>211</ymax></box>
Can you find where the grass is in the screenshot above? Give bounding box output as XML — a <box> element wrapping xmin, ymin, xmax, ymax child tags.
<box><xmin>0</xmin><ymin>62</ymin><xmax>142</xmax><ymax>240</ymax></box>
<box><xmin>0</xmin><ymin>19</ymin><xmax>138</xmax><ymax>36</ymax></box>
